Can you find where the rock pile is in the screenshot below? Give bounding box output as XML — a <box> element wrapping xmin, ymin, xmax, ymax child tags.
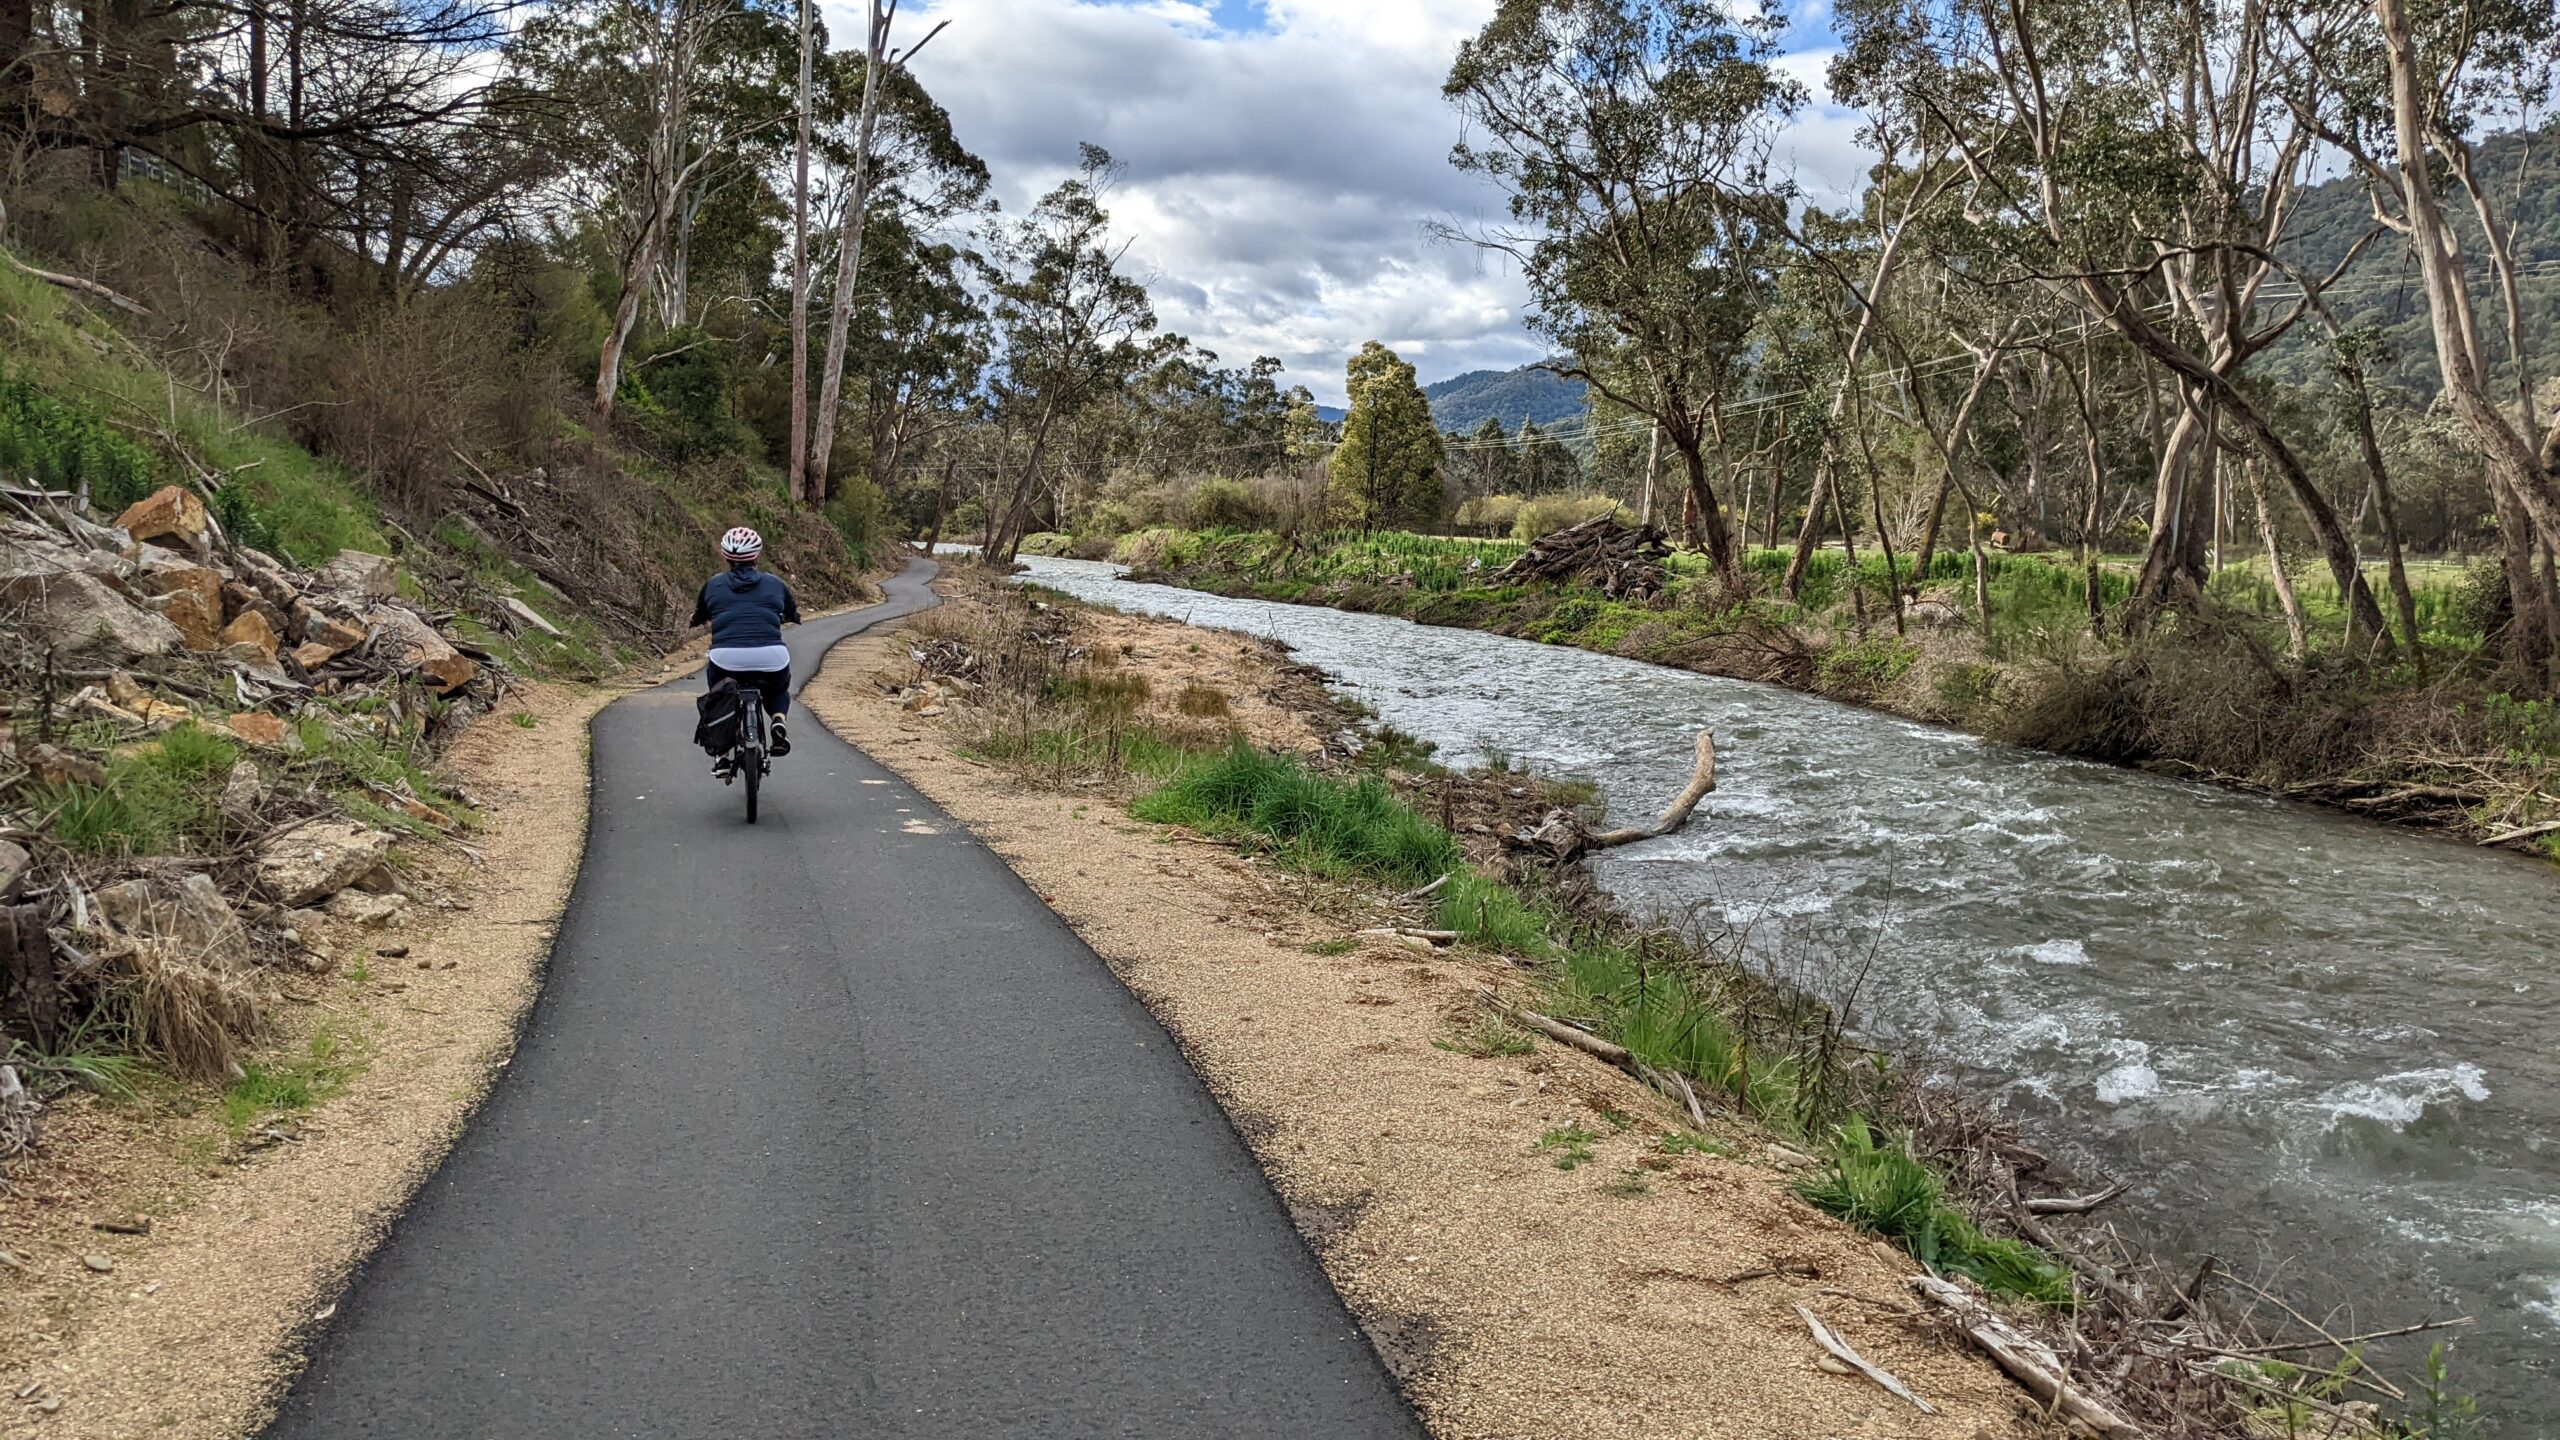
<box><xmin>2</xmin><ymin>483</ymin><xmax>498</xmax><ymax>1113</ymax></box>
<box><xmin>3</xmin><ymin>485</ymin><xmax>484</xmax><ymax>697</ymax></box>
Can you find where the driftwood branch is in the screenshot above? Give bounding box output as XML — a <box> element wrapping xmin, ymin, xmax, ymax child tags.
<box><xmin>1796</xmin><ymin>1305</ymin><xmax>1934</xmax><ymax>1413</ymax></box>
<box><xmin>2022</xmin><ymin>1179</ymin><xmax>2130</xmax><ymax>1215</ymax></box>
<box><xmin>1511</xmin><ymin>731</ymin><xmax>1717</xmax><ymax>862</ymax></box>
<box><xmin>1910</xmin><ymin>1275</ymin><xmax>2137</xmax><ymax>1437</ymax></box>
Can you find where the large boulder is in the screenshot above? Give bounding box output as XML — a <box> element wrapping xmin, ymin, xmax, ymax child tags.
<box><xmin>257</xmin><ymin>822</ymin><xmax>395</xmax><ymax>907</ymax></box>
<box><xmin>317</xmin><ymin>551</ymin><xmax>399</xmax><ymax>601</ymax></box>
<box><xmin>95</xmin><ymin>872</ymin><xmax>250</xmax><ymax>967</ymax></box>
<box><xmin>367</xmin><ymin>607</ymin><xmax>478</xmax><ymax>693</ymax></box>
<box><xmin>113</xmin><ymin>487</ymin><xmax>210</xmax><ymax>548</ymax></box>
<box><xmin>1</xmin><ymin>567</ymin><xmax>183</xmax><ymax>658</ymax></box>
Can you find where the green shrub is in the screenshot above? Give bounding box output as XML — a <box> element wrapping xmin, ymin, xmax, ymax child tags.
<box><xmin>1081</xmin><ymin>499</ymin><xmax>1136</xmax><ymax>539</ymax></box>
<box><xmin>0</xmin><ymin>372</ymin><xmax>159</xmax><ymax>513</ymax></box>
<box><xmin>1133</xmin><ymin>744</ymin><xmax>1463</xmax><ymax>885</ymax></box>
<box><xmin>1512</xmin><ymin>493</ymin><xmax>1620</xmax><ymax>542</ymax></box>
<box><xmin>1817</xmin><ymin>635</ymin><xmax>1920</xmax><ymax>695</ymax></box>
<box><xmin>620</xmin><ymin>327</ymin><xmax>752</xmax><ymax>463</ymax></box>
<box><xmin>1187</xmin><ymin>477</ymin><xmax>1265</xmax><ymax>530</ymax></box>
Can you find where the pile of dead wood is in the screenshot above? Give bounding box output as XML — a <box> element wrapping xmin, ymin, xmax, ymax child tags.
<box><xmin>1494</xmin><ymin>516</ymin><xmax>1671</xmax><ymax>600</ymax></box>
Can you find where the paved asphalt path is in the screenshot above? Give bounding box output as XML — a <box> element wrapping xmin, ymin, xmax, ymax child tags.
<box><xmin>263</xmin><ymin>556</ymin><xmax>1422</xmax><ymax>1439</ymax></box>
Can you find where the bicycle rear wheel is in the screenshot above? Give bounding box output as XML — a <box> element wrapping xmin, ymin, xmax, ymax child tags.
<box><xmin>742</xmin><ymin>695</ymin><xmax>764</xmax><ymax>824</ymax></box>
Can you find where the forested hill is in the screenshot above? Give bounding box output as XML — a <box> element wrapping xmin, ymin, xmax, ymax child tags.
<box><xmin>2268</xmin><ymin>123</ymin><xmax>2559</xmax><ymax>400</ymax></box>
<box><xmin>1424</xmin><ymin>365</ymin><xmax>1588</xmax><ymax>432</ymax></box>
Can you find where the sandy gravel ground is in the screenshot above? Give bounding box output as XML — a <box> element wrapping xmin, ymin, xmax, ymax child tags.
<box><xmin>803</xmin><ymin>589</ymin><xmax>2040</xmax><ymax>1440</ymax></box>
<box><xmin>0</xmin><ymin>672</ymin><xmax>630</xmax><ymax>1440</ymax></box>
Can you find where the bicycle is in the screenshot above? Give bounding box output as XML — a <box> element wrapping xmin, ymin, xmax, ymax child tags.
<box><xmin>720</xmin><ymin>684</ymin><xmax>771</xmax><ymax>823</ymax></box>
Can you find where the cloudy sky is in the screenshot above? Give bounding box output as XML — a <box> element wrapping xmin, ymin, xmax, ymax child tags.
<box><xmin>847</xmin><ymin>0</ymin><xmax>1869</xmax><ymax>405</ymax></box>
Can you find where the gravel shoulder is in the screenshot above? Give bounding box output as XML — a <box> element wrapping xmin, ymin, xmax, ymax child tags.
<box><xmin>801</xmin><ymin>581</ymin><xmax>2038</xmax><ymax>1440</ymax></box>
<box><xmin>0</xmin><ymin>670</ymin><xmax>630</xmax><ymax>1440</ymax></box>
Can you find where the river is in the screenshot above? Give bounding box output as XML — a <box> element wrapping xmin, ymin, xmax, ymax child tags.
<box><xmin>1009</xmin><ymin>553</ymin><xmax>2560</xmax><ymax>1430</ymax></box>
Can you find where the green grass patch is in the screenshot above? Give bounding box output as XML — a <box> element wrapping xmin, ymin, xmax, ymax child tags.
<box><xmin>37</xmin><ymin>722</ymin><xmax>240</xmax><ymax>856</ymax></box>
<box><xmin>1132</xmin><ymin>744</ymin><xmax>1463</xmax><ymax>886</ymax></box>
<box><xmin>1438</xmin><ymin>872</ymin><xmax>1553</xmax><ymax>955</ymax></box>
<box><xmin>220</xmin><ymin>1025</ymin><xmax>361</xmax><ymax>1134</ymax></box>
<box><xmin>1434</xmin><ymin>1014</ymin><xmax>1536</xmax><ymax>1058</ymax></box>
<box><xmin>1655</xmin><ymin>1130</ymin><xmax>1732</xmax><ymax>1158</ymax></box>
<box><xmin>1795</xmin><ymin>1117</ymin><xmax>2076</xmax><ymax>1305</ymax></box>
<box><xmin>1535</xmin><ymin>1123</ymin><xmax>1599</xmax><ymax>1170</ymax></box>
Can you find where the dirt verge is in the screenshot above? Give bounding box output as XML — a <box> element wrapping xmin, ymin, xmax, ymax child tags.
<box><xmin>0</xmin><ymin>670</ymin><xmax>630</xmax><ymax>1440</ymax></box>
<box><xmin>802</xmin><ymin>581</ymin><xmax>2038</xmax><ymax>1440</ymax></box>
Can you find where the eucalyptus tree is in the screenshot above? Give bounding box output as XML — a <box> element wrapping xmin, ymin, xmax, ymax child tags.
<box><xmin>516</xmin><ymin>0</ymin><xmax>792</xmax><ymax>418</ymax></box>
<box><xmin>1828</xmin><ymin>0</ymin><xmax>2391</xmax><ymax>643</ymax></box>
<box><xmin>980</xmin><ymin>145</ymin><xmax>1161</xmax><ymax>563</ymax></box>
<box><xmin>2285</xmin><ymin>0</ymin><xmax>2560</xmax><ymax>673</ymax></box>
<box><xmin>1443</xmin><ymin>0</ymin><xmax>1802</xmax><ymax>591</ymax></box>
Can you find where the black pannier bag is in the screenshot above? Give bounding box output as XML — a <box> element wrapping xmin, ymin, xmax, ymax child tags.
<box><xmin>695</xmin><ymin>678</ymin><xmax>742</xmax><ymax>755</ymax></box>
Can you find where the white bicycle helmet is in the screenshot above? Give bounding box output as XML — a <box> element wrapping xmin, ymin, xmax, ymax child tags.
<box><xmin>720</xmin><ymin>526</ymin><xmax>764</xmax><ymax>563</ymax></box>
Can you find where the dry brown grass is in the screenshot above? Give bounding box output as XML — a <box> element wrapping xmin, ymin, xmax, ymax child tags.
<box><xmin>107</xmin><ymin>943</ymin><xmax>263</xmax><ymax>1082</ymax></box>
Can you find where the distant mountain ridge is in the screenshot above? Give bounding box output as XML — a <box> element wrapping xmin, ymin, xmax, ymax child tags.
<box><xmin>1426</xmin><ymin>365</ymin><xmax>1587</xmax><ymax>433</ymax></box>
<box><xmin>1308</xmin><ymin>362</ymin><xmax>1591</xmax><ymax>431</ymax></box>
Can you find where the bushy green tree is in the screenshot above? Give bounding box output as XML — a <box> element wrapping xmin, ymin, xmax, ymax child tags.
<box><xmin>1329</xmin><ymin>342</ymin><xmax>1444</xmax><ymax>528</ymax></box>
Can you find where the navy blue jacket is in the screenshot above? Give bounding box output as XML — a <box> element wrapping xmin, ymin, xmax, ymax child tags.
<box><xmin>691</xmin><ymin>567</ymin><xmax>802</xmax><ymax>649</ymax></box>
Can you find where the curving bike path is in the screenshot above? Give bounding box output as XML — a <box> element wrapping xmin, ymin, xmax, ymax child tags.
<box><xmin>263</xmin><ymin>556</ymin><xmax>1421</xmax><ymax>1439</ymax></box>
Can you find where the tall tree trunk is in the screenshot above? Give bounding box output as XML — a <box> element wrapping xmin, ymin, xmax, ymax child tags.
<box><xmin>785</xmin><ymin>0</ymin><xmax>814</xmax><ymax>501</ymax></box>
<box><xmin>1763</xmin><ymin>429</ymin><xmax>1784</xmax><ymax>551</ymax></box>
<box><xmin>2246</xmin><ymin>463</ymin><xmax>2308</xmax><ymax>661</ymax></box>
<box><xmin>1639</xmin><ymin>421</ymin><xmax>1659</xmax><ymax>528</ymax></box>
<box><xmin>2128</xmin><ymin>393</ymin><xmax>2213</xmax><ymax>620</ymax></box>
<box><xmin>807</xmin><ymin>0</ymin><xmax>890</xmax><ymax>506</ymax></box>
<box><xmin>2342</xmin><ymin>362</ymin><xmax>2423</xmax><ymax>673</ymax></box>
<box><xmin>1783</xmin><ymin>222</ymin><xmax>1912</xmax><ymax>598</ymax></box>
<box><xmin>1912</xmin><ymin>474</ymin><xmax>1952</xmax><ymax>584</ymax></box>
<box><xmin>1670</xmin><ymin>429</ymin><xmax>1742</xmax><ymax>592</ymax></box>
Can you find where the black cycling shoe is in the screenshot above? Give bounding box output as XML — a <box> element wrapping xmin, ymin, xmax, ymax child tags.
<box><xmin>769</xmin><ymin>718</ymin><xmax>791</xmax><ymax>758</ymax></box>
<box><xmin>712</xmin><ymin>755</ymin><xmax>737</xmax><ymax>782</ymax></box>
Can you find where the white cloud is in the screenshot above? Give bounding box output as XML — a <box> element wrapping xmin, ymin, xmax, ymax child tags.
<box><xmin>859</xmin><ymin>0</ymin><xmax>1872</xmax><ymax>404</ymax></box>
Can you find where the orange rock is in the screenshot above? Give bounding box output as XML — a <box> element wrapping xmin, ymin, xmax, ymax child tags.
<box><xmin>113</xmin><ymin>486</ymin><xmax>209</xmax><ymax>545</ymax></box>
<box><xmin>218</xmin><ymin>609</ymin><xmax>280</xmax><ymax>664</ymax></box>
<box><xmin>152</xmin><ymin>587</ymin><xmax>225</xmax><ymax>651</ymax></box>
<box><xmin>291</xmin><ymin>641</ymin><xmax>339</xmax><ymax>670</ymax></box>
<box><xmin>224</xmin><ymin>712</ymin><xmax>293</xmax><ymax>748</ymax></box>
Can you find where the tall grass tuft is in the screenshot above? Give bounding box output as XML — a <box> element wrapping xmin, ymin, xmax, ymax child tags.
<box><xmin>1796</xmin><ymin>1117</ymin><xmax>2076</xmax><ymax>1305</ymax></box>
<box><xmin>40</xmin><ymin>723</ymin><xmax>241</xmax><ymax>856</ymax></box>
<box><xmin>1133</xmin><ymin>745</ymin><xmax>1463</xmax><ymax>885</ymax></box>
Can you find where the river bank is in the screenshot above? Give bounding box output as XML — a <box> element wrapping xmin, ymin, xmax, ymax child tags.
<box><xmin>1007</xmin><ymin>551</ymin><xmax>2558</xmax><ymax>1434</ymax></box>
<box><xmin>1086</xmin><ymin>527</ymin><xmax>2558</xmax><ymax>860</ymax></box>
<box><xmin>799</xmin><ymin>573</ymin><xmax>2059</xmax><ymax>1439</ymax></box>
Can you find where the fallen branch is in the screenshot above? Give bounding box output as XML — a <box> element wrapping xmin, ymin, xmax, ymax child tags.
<box><xmin>2479</xmin><ymin>819</ymin><xmax>2560</xmax><ymax>847</ymax></box>
<box><xmin>1910</xmin><ymin>1275</ymin><xmax>2137</xmax><ymax>1438</ymax></box>
<box><xmin>2022</xmin><ymin>1179</ymin><xmax>2130</xmax><ymax>1215</ymax></box>
<box><xmin>1478</xmin><ymin>987</ymin><xmax>1631</xmax><ymax>1066</ymax></box>
<box><xmin>1358</xmin><ymin>927</ymin><xmax>1459</xmax><ymax>945</ymax></box>
<box><xmin>5</xmin><ymin>254</ymin><xmax>150</xmax><ymax>317</ymax></box>
<box><xmin>1796</xmin><ymin>1304</ymin><xmax>1934</xmax><ymax>1413</ymax></box>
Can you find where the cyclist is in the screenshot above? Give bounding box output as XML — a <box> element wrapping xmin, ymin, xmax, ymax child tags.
<box><xmin>692</xmin><ymin>526</ymin><xmax>801</xmax><ymax>777</ymax></box>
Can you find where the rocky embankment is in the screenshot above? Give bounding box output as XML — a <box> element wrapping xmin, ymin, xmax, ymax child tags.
<box><xmin>3</xmin><ymin>481</ymin><xmax>518</xmax><ymax>1140</ymax></box>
